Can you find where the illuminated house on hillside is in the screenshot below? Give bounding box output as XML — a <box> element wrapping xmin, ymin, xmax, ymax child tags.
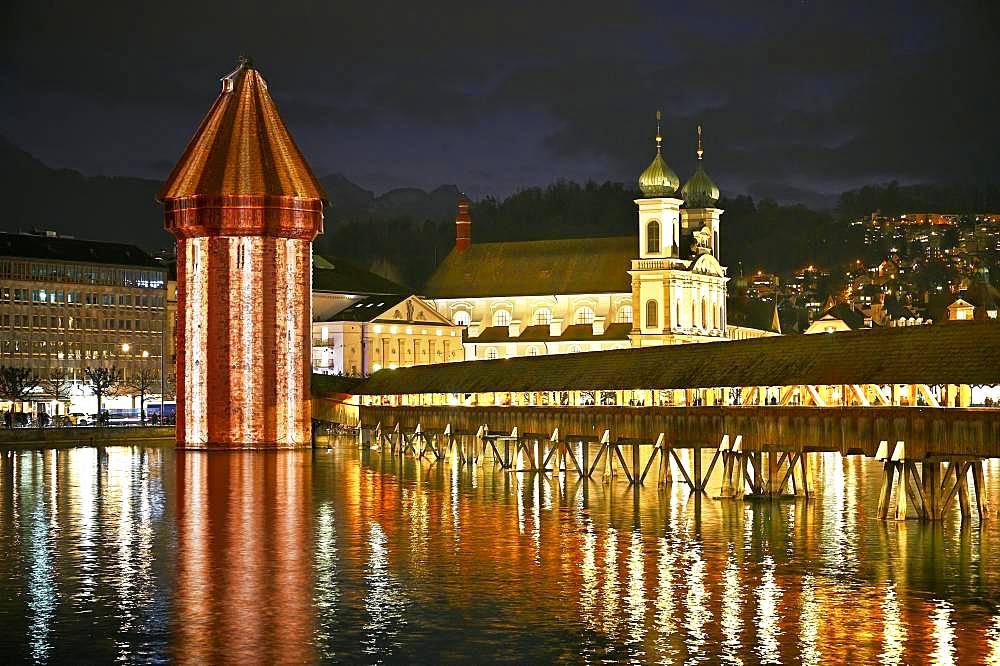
<box><xmin>423</xmin><ymin>120</ymin><xmax>776</xmax><ymax>361</ymax></box>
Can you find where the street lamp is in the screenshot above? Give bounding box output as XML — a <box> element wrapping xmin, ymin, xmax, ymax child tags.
<box><xmin>121</xmin><ymin>342</ymin><xmax>130</xmax><ymax>354</ymax></box>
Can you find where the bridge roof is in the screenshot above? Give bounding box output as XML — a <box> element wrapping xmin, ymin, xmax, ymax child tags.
<box><xmin>342</xmin><ymin>321</ymin><xmax>1000</xmax><ymax>395</ymax></box>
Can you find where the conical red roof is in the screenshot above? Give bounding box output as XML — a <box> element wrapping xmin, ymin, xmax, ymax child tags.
<box><xmin>158</xmin><ymin>57</ymin><xmax>327</xmax><ymax>203</ymax></box>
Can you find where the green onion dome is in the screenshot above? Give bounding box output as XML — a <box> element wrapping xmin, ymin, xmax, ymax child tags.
<box><xmin>638</xmin><ymin>112</ymin><xmax>679</xmax><ymax>197</ymax></box>
<box><xmin>682</xmin><ymin>162</ymin><xmax>720</xmax><ymax>208</ymax></box>
<box><xmin>639</xmin><ymin>149</ymin><xmax>680</xmax><ymax>198</ymax></box>
<box><xmin>681</xmin><ymin>125</ymin><xmax>720</xmax><ymax>208</ymax></box>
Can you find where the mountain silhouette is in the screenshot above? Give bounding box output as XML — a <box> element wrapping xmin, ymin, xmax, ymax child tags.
<box><xmin>0</xmin><ymin>136</ymin><xmax>463</xmax><ymax>252</ymax></box>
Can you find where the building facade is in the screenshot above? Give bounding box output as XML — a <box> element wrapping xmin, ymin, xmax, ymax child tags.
<box><xmin>312</xmin><ymin>294</ymin><xmax>465</xmax><ymax>375</ymax></box>
<box><xmin>0</xmin><ymin>231</ymin><xmax>167</xmax><ymax>416</ymax></box>
<box><xmin>424</xmin><ymin>119</ymin><xmax>735</xmax><ymax>360</ymax></box>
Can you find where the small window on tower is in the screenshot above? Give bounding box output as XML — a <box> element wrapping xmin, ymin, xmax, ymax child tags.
<box><xmin>647</xmin><ymin>221</ymin><xmax>661</xmax><ymax>254</ymax></box>
<box><xmin>493</xmin><ymin>310</ymin><xmax>511</xmax><ymax>327</ymax></box>
<box><xmin>646</xmin><ymin>300</ymin><xmax>658</xmax><ymax>329</ymax></box>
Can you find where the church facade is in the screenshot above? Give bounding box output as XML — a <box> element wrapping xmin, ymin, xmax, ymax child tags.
<box><xmin>423</xmin><ymin>119</ymin><xmax>767</xmax><ymax>361</ymax></box>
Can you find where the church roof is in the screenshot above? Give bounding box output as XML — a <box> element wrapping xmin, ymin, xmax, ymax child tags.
<box><xmin>157</xmin><ymin>57</ymin><xmax>327</xmax><ymax>203</ymax></box>
<box><xmin>422</xmin><ymin>236</ymin><xmax>635</xmax><ymax>298</ymax></box>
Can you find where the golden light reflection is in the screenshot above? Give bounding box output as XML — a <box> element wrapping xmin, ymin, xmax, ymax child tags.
<box><xmin>601</xmin><ymin>527</ymin><xmax>621</xmax><ymax>639</ymax></box>
<box><xmin>654</xmin><ymin>535</ymin><xmax>678</xmax><ymax>662</ymax></box>
<box><xmin>625</xmin><ymin>529</ymin><xmax>646</xmax><ymax>657</ymax></box>
<box><xmin>754</xmin><ymin>554</ymin><xmax>782</xmax><ymax>664</ymax></box>
<box><xmin>987</xmin><ymin>615</ymin><xmax>1000</xmax><ymax>665</ymax></box>
<box><xmin>799</xmin><ymin>574</ymin><xmax>821</xmax><ymax>666</ymax></box>
<box><xmin>880</xmin><ymin>582</ymin><xmax>906</xmax><ymax>666</ymax></box>
<box><xmin>721</xmin><ymin>545</ymin><xmax>744</xmax><ymax>666</ymax></box>
<box><xmin>684</xmin><ymin>542</ymin><xmax>711</xmax><ymax>661</ymax></box>
<box><xmin>931</xmin><ymin>599</ymin><xmax>956</xmax><ymax>666</ymax></box>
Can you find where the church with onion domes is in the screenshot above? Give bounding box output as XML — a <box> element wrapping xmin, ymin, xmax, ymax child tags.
<box><xmin>422</xmin><ymin>113</ymin><xmax>772</xmax><ymax>362</ymax></box>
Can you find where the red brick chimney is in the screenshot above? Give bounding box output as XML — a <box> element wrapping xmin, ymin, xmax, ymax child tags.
<box><xmin>455</xmin><ymin>194</ymin><xmax>471</xmax><ymax>252</ymax></box>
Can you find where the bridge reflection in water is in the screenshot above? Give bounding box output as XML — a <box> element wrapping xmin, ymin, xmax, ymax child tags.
<box><xmin>4</xmin><ymin>444</ymin><xmax>1000</xmax><ymax>662</ymax></box>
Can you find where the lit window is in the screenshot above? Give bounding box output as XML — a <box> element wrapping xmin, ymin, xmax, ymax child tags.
<box><xmin>615</xmin><ymin>305</ymin><xmax>633</xmax><ymax>324</ymax></box>
<box><xmin>647</xmin><ymin>220</ymin><xmax>661</xmax><ymax>254</ymax></box>
<box><xmin>486</xmin><ymin>347</ymin><xmax>499</xmax><ymax>360</ymax></box>
<box><xmin>493</xmin><ymin>310</ymin><xmax>511</xmax><ymax>327</ymax></box>
<box><xmin>569</xmin><ymin>344</ymin><xmax>583</xmax><ymax>354</ymax></box>
<box><xmin>646</xmin><ymin>300</ymin><xmax>658</xmax><ymax>328</ymax></box>
<box><xmin>527</xmin><ymin>346</ymin><xmax>539</xmax><ymax>356</ymax></box>
<box><xmin>533</xmin><ymin>308</ymin><xmax>552</xmax><ymax>325</ymax></box>
<box><xmin>454</xmin><ymin>311</ymin><xmax>471</xmax><ymax>326</ymax></box>
<box><xmin>575</xmin><ymin>307</ymin><xmax>595</xmax><ymax>325</ymax></box>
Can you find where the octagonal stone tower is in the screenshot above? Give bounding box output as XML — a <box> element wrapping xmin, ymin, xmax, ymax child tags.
<box><xmin>158</xmin><ymin>57</ymin><xmax>327</xmax><ymax>448</ymax></box>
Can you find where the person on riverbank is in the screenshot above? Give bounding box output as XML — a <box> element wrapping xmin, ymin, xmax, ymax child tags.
<box><xmin>2</xmin><ymin>411</ymin><xmax>10</xmax><ymax>430</ymax></box>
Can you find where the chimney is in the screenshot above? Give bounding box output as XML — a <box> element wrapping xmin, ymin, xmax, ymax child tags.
<box><xmin>455</xmin><ymin>194</ymin><xmax>471</xmax><ymax>252</ymax></box>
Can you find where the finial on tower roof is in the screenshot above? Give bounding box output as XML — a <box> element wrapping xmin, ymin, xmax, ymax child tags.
<box><xmin>697</xmin><ymin>125</ymin><xmax>704</xmax><ymax>161</ymax></box>
<box><xmin>239</xmin><ymin>55</ymin><xmax>254</xmax><ymax>69</ymax></box>
<box><xmin>655</xmin><ymin>110</ymin><xmax>663</xmax><ymax>153</ymax></box>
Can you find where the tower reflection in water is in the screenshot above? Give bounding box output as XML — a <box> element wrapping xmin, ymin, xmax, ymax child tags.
<box><xmin>174</xmin><ymin>452</ymin><xmax>313</xmax><ymax>663</ymax></box>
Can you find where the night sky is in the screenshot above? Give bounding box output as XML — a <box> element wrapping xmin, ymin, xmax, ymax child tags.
<box><xmin>2</xmin><ymin>1</ymin><xmax>998</xmax><ymax>202</ymax></box>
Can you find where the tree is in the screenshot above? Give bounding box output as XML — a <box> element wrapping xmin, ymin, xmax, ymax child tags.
<box><xmin>0</xmin><ymin>367</ymin><xmax>39</xmax><ymax>411</ymax></box>
<box><xmin>84</xmin><ymin>366</ymin><xmax>122</xmax><ymax>422</ymax></box>
<box><xmin>41</xmin><ymin>369</ymin><xmax>72</xmax><ymax>405</ymax></box>
<box><xmin>128</xmin><ymin>368</ymin><xmax>159</xmax><ymax>425</ymax></box>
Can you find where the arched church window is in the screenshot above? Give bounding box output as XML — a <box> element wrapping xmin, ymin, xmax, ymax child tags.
<box><xmin>646</xmin><ymin>300</ymin><xmax>658</xmax><ymax>329</ymax></box>
<box><xmin>493</xmin><ymin>310</ymin><xmax>511</xmax><ymax>327</ymax></box>
<box><xmin>647</xmin><ymin>221</ymin><xmax>661</xmax><ymax>254</ymax></box>
<box><xmin>533</xmin><ymin>308</ymin><xmax>552</xmax><ymax>325</ymax></box>
<box><xmin>676</xmin><ymin>301</ymin><xmax>681</xmax><ymax>328</ymax></box>
<box><xmin>615</xmin><ymin>305</ymin><xmax>633</xmax><ymax>324</ymax></box>
<box><xmin>702</xmin><ymin>297</ymin><xmax>708</xmax><ymax>329</ymax></box>
<box><xmin>575</xmin><ymin>306</ymin><xmax>595</xmax><ymax>325</ymax></box>
<box><xmin>453</xmin><ymin>311</ymin><xmax>470</xmax><ymax>326</ymax></box>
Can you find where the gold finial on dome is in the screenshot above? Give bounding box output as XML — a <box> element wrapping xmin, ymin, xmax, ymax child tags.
<box><xmin>638</xmin><ymin>110</ymin><xmax>680</xmax><ymax>197</ymax></box>
<box><xmin>656</xmin><ymin>110</ymin><xmax>663</xmax><ymax>152</ymax></box>
<box><xmin>697</xmin><ymin>124</ymin><xmax>704</xmax><ymax>161</ymax></box>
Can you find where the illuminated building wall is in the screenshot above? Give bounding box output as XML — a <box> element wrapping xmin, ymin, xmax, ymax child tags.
<box><xmin>159</xmin><ymin>58</ymin><xmax>326</xmax><ymax>448</ymax></box>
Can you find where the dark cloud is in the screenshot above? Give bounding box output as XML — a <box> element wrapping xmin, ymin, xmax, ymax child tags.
<box><xmin>2</xmin><ymin>0</ymin><xmax>997</xmax><ymax>200</ymax></box>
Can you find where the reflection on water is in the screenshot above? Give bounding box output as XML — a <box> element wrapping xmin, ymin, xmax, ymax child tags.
<box><xmin>2</xmin><ymin>443</ymin><xmax>1000</xmax><ymax>663</ymax></box>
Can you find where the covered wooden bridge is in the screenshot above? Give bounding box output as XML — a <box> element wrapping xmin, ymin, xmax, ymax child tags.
<box><xmin>313</xmin><ymin>321</ymin><xmax>1000</xmax><ymax>521</ymax></box>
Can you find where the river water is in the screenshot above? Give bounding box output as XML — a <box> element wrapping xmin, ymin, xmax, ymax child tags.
<box><xmin>1</xmin><ymin>441</ymin><xmax>1000</xmax><ymax>664</ymax></box>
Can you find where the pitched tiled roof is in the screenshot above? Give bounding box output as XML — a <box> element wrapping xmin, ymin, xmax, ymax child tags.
<box><xmin>727</xmin><ymin>297</ymin><xmax>780</xmax><ymax>333</ymax></box>
<box><xmin>313</xmin><ymin>256</ymin><xmax>407</xmax><ymax>295</ymax></box>
<box><xmin>422</xmin><ymin>236</ymin><xmax>635</xmax><ymax>298</ymax></box>
<box><xmin>468</xmin><ymin>322</ymin><xmax>632</xmax><ymax>344</ymax></box>
<box><xmin>328</xmin><ymin>294</ymin><xmax>409</xmax><ymax>322</ymax></box>
<box><xmin>333</xmin><ymin>320</ymin><xmax>1000</xmax><ymax>395</ymax></box>
<box><xmin>0</xmin><ymin>232</ymin><xmax>161</xmax><ymax>268</ymax></box>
